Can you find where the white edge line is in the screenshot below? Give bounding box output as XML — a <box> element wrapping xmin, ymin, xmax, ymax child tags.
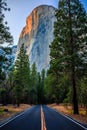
<box><xmin>48</xmin><ymin>106</ymin><xmax>87</xmax><ymax>130</ymax></box>
<box><xmin>0</xmin><ymin>107</ymin><xmax>32</xmax><ymax>128</ymax></box>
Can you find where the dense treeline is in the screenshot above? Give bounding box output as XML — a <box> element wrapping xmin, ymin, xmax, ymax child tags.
<box><xmin>0</xmin><ymin>44</ymin><xmax>46</xmax><ymax>106</ymax></box>
<box><xmin>45</xmin><ymin>0</ymin><xmax>87</xmax><ymax>114</ymax></box>
<box><xmin>0</xmin><ymin>0</ymin><xmax>13</xmax><ymax>84</ymax></box>
<box><xmin>0</xmin><ymin>0</ymin><xmax>87</xmax><ymax>115</ymax></box>
<box><xmin>0</xmin><ymin>0</ymin><xmax>13</xmax><ymax>105</ymax></box>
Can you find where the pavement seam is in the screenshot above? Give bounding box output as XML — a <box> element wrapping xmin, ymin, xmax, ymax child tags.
<box><xmin>41</xmin><ymin>106</ymin><xmax>47</xmax><ymax>130</ymax></box>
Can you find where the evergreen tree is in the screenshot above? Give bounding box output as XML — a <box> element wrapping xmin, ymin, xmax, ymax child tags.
<box><xmin>0</xmin><ymin>0</ymin><xmax>13</xmax><ymax>44</ymax></box>
<box><xmin>37</xmin><ymin>72</ymin><xmax>42</xmax><ymax>104</ymax></box>
<box><xmin>30</xmin><ymin>62</ymin><xmax>38</xmax><ymax>104</ymax></box>
<box><xmin>13</xmin><ymin>43</ymin><xmax>30</xmax><ymax>106</ymax></box>
<box><xmin>49</xmin><ymin>0</ymin><xmax>87</xmax><ymax>114</ymax></box>
<box><xmin>23</xmin><ymin>54</ymin><xmax>31</xmax><ymax>103</ymax></box>
<box><xmin>44</xmin><ymin>74</ymin><xmax>57</xmax><ymax>103</ymax></box>
<box><xmin>37</xmin><ymin>69</ymin><xmax>46</xmax><ymax>104</ymax></box>
<box><xmin>79</xmin><ymin>76</ymin><xmax>87</xmax><ymax>114</ymax></box>
<box><xmin>0</xmin><ymin>0</ymin><xmax>13</xmax><ymax>85</ymax></box>
<box><xmin>40</xmin><ymin>69</ymin><xmax>45</xmax><ymax>103</ymax></box>
<box><xmin>0</xmin><ymin>88</ymin><xmax>7</xmax><ymax>105</ymax></box>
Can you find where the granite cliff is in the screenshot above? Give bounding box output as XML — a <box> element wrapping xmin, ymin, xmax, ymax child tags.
<box><xmin>17</xmin><ymin>5</ymin><xmax>56</xmax><ymax>71</ymax></box>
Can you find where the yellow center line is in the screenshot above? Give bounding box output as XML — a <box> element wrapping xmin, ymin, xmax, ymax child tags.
<box><xmin>41</xmin><ymin>106</ymin><xmax>47</xmax><ymax>130</ymax></box>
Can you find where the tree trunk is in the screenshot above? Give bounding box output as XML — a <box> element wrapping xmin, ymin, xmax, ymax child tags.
<box><xmin>68</xmin><ymin>0</ymin><xmax>79</xmax><ymax>114</ymax></box>
<box><xmin>72</xmin><ymin>68</ymin><xmax>79</xmax><ymax>114</ymax></box>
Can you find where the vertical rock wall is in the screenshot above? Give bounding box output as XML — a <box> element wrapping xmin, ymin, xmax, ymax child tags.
<box><xmin>17</xmin><ymin>5</ymin><xmax>56</xmax><ymax>71</ymax></box>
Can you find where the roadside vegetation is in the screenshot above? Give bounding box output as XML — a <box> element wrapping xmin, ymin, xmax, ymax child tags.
<box><xmin>49</xmin><ymin>103</ymin><xmax>87</xmax><ymax>124</ymax></box>
<box><xmin>0</xmin><ymin>0</ymin><xmax>87</xmax><ymax>123</ymax></box>
<box><xmin>0</xmin><ymin>104</ymin><xmax>30</xmax><ymax>122</ymax></box>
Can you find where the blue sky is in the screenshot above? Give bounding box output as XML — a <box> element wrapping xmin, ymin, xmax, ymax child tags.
<box><xmin>5</xmin><ymin>0</ymin><xmax>87</xmax><ymax>45</ymax></box>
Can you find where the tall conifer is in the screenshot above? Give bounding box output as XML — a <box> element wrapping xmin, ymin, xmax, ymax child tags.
<box><xmin>13</xmin><ymin>43</ymin><xmax>30</xmax><ymax>106</ymax></box>
<box><xmin>49</xmin><ymin>0</ymin><xmax>87</xmax><ymax>114</ymax></box>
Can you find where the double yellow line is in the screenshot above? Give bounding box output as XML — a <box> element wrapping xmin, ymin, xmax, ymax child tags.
<box><xmin>41</xmin><ymin>106</ymin><xmax>47</xmax><ymax>130</ymax></box>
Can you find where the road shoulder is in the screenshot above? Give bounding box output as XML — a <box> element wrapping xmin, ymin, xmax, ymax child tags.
<box><xmin>48</xmin><ymin>104</ymin><xmax>87</xmax><ymax>127</ymax></box>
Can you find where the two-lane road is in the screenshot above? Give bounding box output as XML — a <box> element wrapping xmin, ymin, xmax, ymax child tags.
<box><xmin>0</xmin><ymin>105</ymin><xmax>87</xmax><ymax>130</ymax></box>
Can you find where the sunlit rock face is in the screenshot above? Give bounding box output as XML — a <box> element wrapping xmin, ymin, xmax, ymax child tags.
<box><xmin>17</xmin><ymin>5</ymin><xmax>56</xmax><ymax>72</ymax></box>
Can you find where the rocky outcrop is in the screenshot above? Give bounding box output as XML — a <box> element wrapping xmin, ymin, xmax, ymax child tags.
<box><xmin>17</xmin><ymin>5</ymin><xmax>56</xmax><ymax>71</ymax></box>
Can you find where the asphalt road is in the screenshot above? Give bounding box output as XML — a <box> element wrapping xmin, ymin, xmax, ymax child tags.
<box><xmin>0</xmin><ymin>105</ymin><xmax>41</xmax><ymax>130</ymax></box>
<box><xmin>0</xmin><ymin>105</ymin><xmax>87</xmax><ymax>130</ymax></box>
<box><xmin>43</xmin><ymin>105</ymin><xmax>87</xmax><ymax>130</ymax></box>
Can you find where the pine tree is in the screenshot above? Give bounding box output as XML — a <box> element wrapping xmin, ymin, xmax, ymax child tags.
<box><xmin>44</xmin><ymin>73</ymin><xmax>57</xmax><ymax>103</ymax></box>
<box><xmin>37</xmin><ymin>69</ymin><xmax>46</xmax><ymax>104</ymax></box>
<box><xmin>13</xmin><ymin>43</ymin><xmax>30</xmax><ymax>106</ymax></box>
<box><xmin>37</xmin><ymin>72</ymin><xmax>42</xmax><ymax>104</ymax></box>
<box><xmin>0</xmin><ymin>0</ymin><xmax>13</xmax><ymax>44</ymax></box>
<box><xmin>49</xmin><ymin>0</ymin><xmax>87</xmax><ymax>114</ymax></box>
<box><xmin>40</xmin><ymin>69</ymin><xmax>45</xmax><ymax>103</ymax></box>
<box><xmin>30</xmin><ymin>62</ymin><xmax>38</xmax><ymax>104</ymax></box>
<box><xmin>0</xmin><ymin>0</ymin><xmax>13</xmax><ymax>84</ymax></box>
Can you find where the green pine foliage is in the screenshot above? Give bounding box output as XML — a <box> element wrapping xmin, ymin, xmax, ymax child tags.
<box><xmin>44</xmin><ymin>74</ymin><xmax>57</xmax><ymax>103</ymax></box>
<box><xmin>0</xmin><ymin>45</ymin><xmax>47</xmax><ymax>105</ymax></box>
<box><xmin>0</xmin><ymin>0</ymin><xmax>13</xmax><ymax>86</ymax></box>
<box><xmin>0</xmin><ymin>0</ymin><xmax>87</xmax><ymax>109</ymax></box>
<box><xmin>0</xmin><ymin>88</ymin><xmax>8</xmax><ymax>105</ymax></box>
<box><xmin>0</xmin><ymin>0</ymin><xmax>13</xmax><ymax>44</ymax></box>
<box><xmin>13</xmin><ymin>43</ymin><xmax>30</xmax><ymax>106</ymax></box>
<box><xmin>37</xmin><ymin>69</ymin><xmax>46</xmax><ymax>104</ymax></box>
<box><xmin>47</xmin><ymin>0</ymin><xmax>87</xmax><ymax>114</ymax></box>
<box><xmin>29</xmin><ymin>62</ymin><xmax>38</xmax><ymax>104</ymax></box>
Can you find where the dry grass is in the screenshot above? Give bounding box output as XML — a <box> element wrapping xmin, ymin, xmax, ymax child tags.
<box><xmin>0</xmin><ymin>103</ymin><xmax>87</xmax><ymax>125</ymax></box>
<box><xmin>49</xmin><ymin>103</ymin><xmax>87</xmax><ymax>124</ymax></box>
<box><xmin>0</xmin><ymin>104</ymin><xmax>31</xmax><ymax>122</ymax></box>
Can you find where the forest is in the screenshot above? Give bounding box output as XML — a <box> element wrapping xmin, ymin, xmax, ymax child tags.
<box><xmin>0</xmin><ymin>0</ymin><xmax>87</xmax><ymax>115</ymax></box>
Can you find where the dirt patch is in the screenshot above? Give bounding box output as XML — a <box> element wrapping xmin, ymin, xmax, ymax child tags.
<box><xmin>49</xmin><ymin>103</ymin><xmax>87</xmax><ymax>124</ymax></box>
<box><xmin>0</xmin><ymin>104</ymin><xmax>31</xmax><ymax>122</ymax></box>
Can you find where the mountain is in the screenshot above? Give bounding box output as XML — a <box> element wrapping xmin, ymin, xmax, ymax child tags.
<box><xmin>17</xmin><ymin>5</ymin><xmax>56</xmax><ymax>72</ymax></box>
